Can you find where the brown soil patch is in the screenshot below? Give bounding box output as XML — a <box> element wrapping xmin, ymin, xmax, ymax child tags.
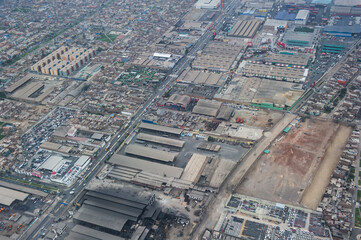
<box><xmin>236</xmin><ymin>118</ymin><xmax>343</xmax><ymax>206</ymax></box>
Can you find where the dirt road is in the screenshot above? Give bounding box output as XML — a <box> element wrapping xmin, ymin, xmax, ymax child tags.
<box><xmin>191</xmin><ymin>113</ymin><xmax>296</xmax><ymax>240</ymax></box>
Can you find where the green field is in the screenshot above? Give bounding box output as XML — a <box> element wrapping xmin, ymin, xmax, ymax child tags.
<box><xmin>356</xmin><ymin>208</ymin><xmax>361</xmax><ymax>228</ymax></box>
<box><xmin>99</xmin><ymin>33</ymin><xmax>118</xmax><ymax>43</ymax></box>
<box><xmin>2</xmin><ymin>175</ymin><xmax>59</xmax><ymax>192</ymax></box>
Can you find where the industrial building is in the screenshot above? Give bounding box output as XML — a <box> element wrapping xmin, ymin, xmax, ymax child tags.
<box><xmin>214</xmin><ymin>76</ymin><xmax>304</xmax><ymax>108</ymax></box>
<box><xmin>0</xmin><ymin>186</ymin><xmax>29</xmax><ymax>206</ymax></box>
<box><xmin>124</xmin><ymin>144</ymin><xmax>178</xmax><ymax>163</ymax></box>
<box><xmin>263</xmin><ymin>19</ymin><xmax>288</xmax><ymax>33</ymax></box>
<box><xmin>295</xmin><ymin>10</ymin><xmax>310</xmax><ymax>25</ymax></box>
<box><xmin>263</xmin><ymin>53</ymin><xmax>311</xmax><ymax>68</ymax></box>
<box><xmin>165</xmin><ymin>94</ymin><xmax>191</xmax><ymax>110</ymax></box>
<box><xmin>138</xmin><ymin>122</ymin><xmax>183</xmax><ymax>136</ymax></box>
<box><xmin>192</xmin><ymin>41</ymin><xmax>245</xmax><ymax>72</ymax></box>
<box><xmin>282</xmin><ymin>26</ymin><xmax>319</xmax><ymax>49</ymax></box>
<box><xmin>108</xmin><ymin>154</ymin><xmax>184</xmax><ymax>178</ymax></box>
<box><xmin>216</xmin><ymin>106</ymin><xmax>234</xmax><ymax>120</ymax></box>
<box><xmin>324</xmin><ymin>26</ymin><xmax>361</xmax><ymax>37</ymax></box>
<box><xmin>177</xmin><ymin>69</ymin><xmax>227</xmax><ymax>87</ymax></box>
<box><xmin>195</xmin><ymin>0</ymin><xmax>220</xmax><ymax>9</ymax></box>
<box><xmin>136</xmin><ymin>133</ymin><xmax>185</xmax><ymax>148</ymax></box>
<box><xmin>192</xmin><ymin>99</ymin><xmax>222</xmax><ymax>117</ymax></box>
<box><xmin>240</xmin><ymin>62</ymin><xmax>308</xmax><ymax>83</ymax></box>
<box><xmin>72</xmin><ymin>188</ymin><xmax>157</xmax><ymax>239</ymax></box>
<box><xmin>228</xmin><ymin>19</ymin><xmax>264</xmax><ymax>38</ymax></box>
<box><xmin>30</xmin><ymin>46</ymin><xmax>95</xmax><ymax>77</ymax></box>
<box><xmin>181</xmin><ymin>154</ymin><xmax>209</xmax><ymax>183</ymax></box>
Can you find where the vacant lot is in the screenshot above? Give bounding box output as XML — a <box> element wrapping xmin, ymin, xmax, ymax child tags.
<box><xmin>232</xmin><ymin>108</ymin><xmax>283</xmax><ymax>130</ymax></box>
<box><xmin>236</xmin><ymin>118</ymin><xmax>347</xmax><ymax>207</ymax></box>
<box><xmin>301</xmin><ymin>125</ymin><xmax>352</xmax><ymax>209</ymax></box>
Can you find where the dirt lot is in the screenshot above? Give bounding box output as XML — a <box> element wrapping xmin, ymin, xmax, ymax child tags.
<box><xmin>301</xmin><ymin>125</ymin><xmax>352</xmax><ymax>209</ymax></box>
<box><xmin>231</xmin><ymin>108</ymin><xmax>284</xmax><ymax>130</ymax></box>
<box><xmin>236</xmin><ymin>118</ymin><xmax>344</xmax><ymax>206</ymax></box>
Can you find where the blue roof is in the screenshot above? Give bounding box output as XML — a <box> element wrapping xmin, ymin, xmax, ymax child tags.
<box><xmin>311</xmin><ymin>0</ymin><xmax>332</xmax><ymax>4</ymax></box>
<box><xmin>324</xmin><ymin>25</ymin><xmax>361</xmax><ymax>34</ymax></box>
<box><xmin>275</xmin><ymin>11</ymin><xmax>296</xmax><ymax>21</ymax></box>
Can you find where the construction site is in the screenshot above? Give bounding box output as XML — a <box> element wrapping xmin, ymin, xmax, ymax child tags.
<box><xmin>236</xmin><ymin>118</ymin><xmax>351</xmax><ymax>208</ymax></box>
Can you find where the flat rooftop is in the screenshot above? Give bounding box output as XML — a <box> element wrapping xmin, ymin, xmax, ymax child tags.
<box><xmin>139</xmin><ymin>122</ymin><xmax>183</xmax><ymax>135</ymax></box>
<box><xmin>0</xmin><ymin>180</ymin><xmax>48</xmax><ymax>197</ymax></box>
<box><xmin>109</xmin><ymin>154</ymin><xmax>183</xmax><ymax>178</ymax></box>
<box><xmin>136</xmin><ymin>133</ymin><xmax>185</xmax><ymax>148</ymax></box>
<box><xmin>125</xmin><ymin>144</ymin><xmax>178</xmax><ymax>162</ymax></box>
<box><xmin>263</xmin><ymin>53</ymin><xmax>311</xmax><ymax>67</ymax></box>
<box><xmin>181</xmin><ymin>154</ymin><xmax>208</xmax><ymax>183</ymax></box>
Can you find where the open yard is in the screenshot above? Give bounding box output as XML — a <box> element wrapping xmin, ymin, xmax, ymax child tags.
<box><xmin>236</xmin><ymin>118</ymin><xmax>349</xmax><ymax>208</ymax></box>
<box><xmin>231</xmin><ymin>108</ymin><xmax>284</xmax><ymax>130</ymax></box>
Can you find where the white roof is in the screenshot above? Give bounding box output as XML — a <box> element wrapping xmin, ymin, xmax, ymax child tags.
<box><xmin>295</xmin><ymin>10</ymin><xmax>310</xmax><ymax>20</ymax></box>
<box><xmin>334</xmin><ymin>0</ymin><xmax>361</xmax><ymax>6</ymax></box>
<box><xmin>0</xmin><ymin>186</ymin><xmax>29</xmax><ymax>206</ymax></box>
<box><xmin>195</xmin><ymin>0</ymin><xmax>220</xmax><ymax>9</ymax></box>
<box><xmin>75</xmin><ymin>156</ymin><xmax>90</xmax><ymax>167</ymax></box>
<box><xmin>39</xmin><ymin>155</ymin><xmax>66</xmax><ymax>172</ymax></box>
<box><xmin>153</xmin><ymin>53</ymin><xmax>171</xmax><ymax>58</ymax></box>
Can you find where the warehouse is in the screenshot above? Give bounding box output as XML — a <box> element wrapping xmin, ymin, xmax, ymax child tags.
<box><xmin>228</xmin><ymin>19</ymin><xmax>263</xmax><ymax>38</ymax></box>
<box><xmin>282</xmin><ymin>26</ymin><xmax>319</xmax><ymax>49</ymax></box>
<box><xmin>181</xmin><ymin>154</ymin><xmax>209</xmax><ymax>183</ymax></box>
<box><xmin>139</xmin><ymin>122</ymin><xmax>183</xmax><ymax>136</ymax></box>
<box><xmin>73</xmin><ymin>189</ymin><xmax>156</xmax><ymax>238</ymax></box>
<box><xmin>39</xmin><ymin>155</ymin><xmax>68</xmax><ymax>173</ymax></box>
<box><xmin>136</xmin><ymin>133</ymin><xmax>185</xmax><ymax>148</ymax></box>
<box><xmin>192</xmin><ymin>99</ymin><xmax>222</xmax><ymax>117</ymax></box>
<box><xmin>125</xmin><ymin>144</ymin><xmax>178</xmax><ymax>163</ymax></box>
<box><xmin>0</xmin><ymin>180</ymin><xmax>48</xmax><ymax>198</ymax></box>
<box><xmin>66</xmin><ymin>225</ymin><xmax>125</xmax><ymax>240</ymax></box>
<box><xmin>263</xmin><ymin>53</ymin><xmax>311</xmax><ymax>67</ymax></box>
<box><xmin>195</xmin><ymin>0</ymin><xmax>220</xmax><ymax>9</ymax></box>
<box><xmin>240</xmin><ymin>62</ymin><xmax>308</xmax><ymax>83</ymax></box>
<box><xmin>324</xmin><ymin>26</ymin><xmax>361</xmax><ymax>37</ymax></box>
<box><xmin>192</xmin><ymin>41</ymin><xmax>244</xmax><ymax>72</ymax></box>
<box><xmin>108</xmin><ymin>154</ymin><xmax>183</xmax><ymax>178</ymax></box>
<box><xmin>216</xmin><ymin>106</ymin><xmax>234</xmax><ymax>120</ymax></box>
<box><xmin>5</xmin><ymin>74</ymin><xmax>33</xmax><ymax>94</ymax></box>
<box><xmin>177</xmin><ymin>69</ymin><xmax>226</xmax><ymax>87</ymax></box>
<box><xmin>165</xmin><ymin>94</ymin><xmax>191</xmax><ymax>110</ymax></box>
<box><xmin>0</xmin><ymin>186</ymin><xmax>29</xmax><ymax>206</ymax></box>
<box><xmin>295</xmin><ymin>10</ymin><xmax>310</xmax><ymax>25</ymax></box>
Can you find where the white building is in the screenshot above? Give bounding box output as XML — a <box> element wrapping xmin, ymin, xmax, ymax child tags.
<box><xmin>295</xmin><ymin>10</ymin><xmax>310</xmax><ymax>25</ymax></box>
<box><xmin>195</xmin><ymin>0</ymin><xmax>220</xmax><ymax>9</ymax></box>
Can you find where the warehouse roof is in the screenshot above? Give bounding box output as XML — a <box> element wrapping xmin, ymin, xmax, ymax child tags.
<box><xmin>216</xmin><ymin>106</ymin><xmax>234</xmax><ymax>120</ymax></box>
<box><xmin>324</xmin><ymin>25</ymin><xmax>361</xmax><ymax>34</ymax></box>
<box><xmin>139</xmin><ymin>122</ymin><xmax>183</xmax><ymax>135</ymax></box>
<box><xmin>181</xmin><ymin>154</ymin><xmax>208</xmax><ymax>183</ymax></box>
<box><xmin>136</xmin><ymin>133</ymin><xmax>185</xmax><ymax>148</ymax></box>
<box><xmin>177</xmin><ymin>69</ymin><xmax>226</xmax><ymax>86</ymax></box>
<box><xmin>83</xmin><ymin>198</ymin><xmax>140</xmax><ymax>221</ymax></box>
<box><xmin>86</xmin><ymin>191</ymin><xmax>147</xmax><ymax>209</ymax></box>
<box><xmin>192</xmin><ymin>99</ymin><xmax>222</xmax><ymax>117</ymax></box>
<box><xmin>0</xmin><ymin>186</ymin><xmax>29</xmax><ymax>206</ymax></box>
<box><xmin>125</xmin><ymin>144</ymin><xmax>178</xmax><ymax>162</ymax></box>
<box><xmin>73</xmin><ymin>205</ymin><xmax>128</xmax><ymax>232</ymax></box>
<box><xmin>5</xmin><ymin>74</ymin><xmax>33</xmax><ymax>93</ymax></box>
<box><xmin>295</xmin><ymin>10</ymin><xmax>309</xmax><ymax>20</ymax></box>
<box><xmin>167</xmin><ymin>94</ymin><xmax>191</xmax><ymax>106</ymax></box>
<box><xmin>109</xmin><ymin>155</ymin><xmax>183</xmax><ymax>178</ymax></box>
<box><xmin>39</xmin><ymin>155</ymin><xmax>67</xmax><ymax>172</ymax></box>
<box><xmin>68</xmin><ymin>225</ymin><xmax>125</xmax><ymax>240</ymax></box>
<box><xmin>229</xmin><ymin>19</ymin><xmax>263</xmax><ymax>38</ymax></box>
<box><xmin>0</xmin><ymin>180</ymin><xmax>48</xmax><ymax>197</ymax></box>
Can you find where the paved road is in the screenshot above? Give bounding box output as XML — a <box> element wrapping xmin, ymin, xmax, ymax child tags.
<box><xmin>20</xmin><ymin>1</ymin><xmax>239</xmax><ymax>239</ymax></box>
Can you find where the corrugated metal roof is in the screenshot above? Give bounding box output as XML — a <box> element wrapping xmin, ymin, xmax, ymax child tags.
<box><xmin>69</xmin><ymin>225</ymin><xmax>125</xmax><ymax>240</ymax></box>
<box><xmin>139</xmin><ymin>122</ymin><xmax>183</xmax><ymax>135</ymax></box>
<box><xmin>136</xmin><ymin>133</ymin><xmax>185</xmax><ymax>148</ymax></box>
<box><xmin>125</xmin><ymin>144</ymin><xmax>178</xmax><ymax>162</ymax></box>
<box><xmin>109</xmin><ymin>154</ymin><xmax>183</xmax><ymax>178</ymax></box>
